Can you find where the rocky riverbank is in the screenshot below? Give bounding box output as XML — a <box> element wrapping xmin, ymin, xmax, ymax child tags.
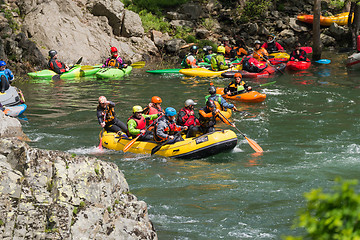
<box><xmin>0</xmin><ymin>0</ymin><xmax>353</xmax><ymax>74</ymax></box>
<box><xmin>0</xmin><ymin>111</ymin><xmax>157</xmax><ymax>239</ymax></box>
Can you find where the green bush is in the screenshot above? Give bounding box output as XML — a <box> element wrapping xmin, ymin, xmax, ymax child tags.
<box><xmin>239</xmin><ymin>0</ymin><xmax>271</xmax><ymax>22</ymax></box>
<box><xmin>137</xmin><ymin>10</ymin><xmax>171</xmax><ymax>33</ymax></box>
<box><xmin>286</xmin><ymin>178</ymin><xmax>360</xmax><ymax>240</ymax></box>
<box><xmin>123</xmin><ymin>0</ymin><xmax>189</xmax><ymax>15</ymax></box>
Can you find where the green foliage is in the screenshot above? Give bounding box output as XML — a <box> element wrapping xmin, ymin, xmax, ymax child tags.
<box><xmin>201</xmin><ymin>17</ymin><xmax>217</xmax><ymax>31</ymax></box>
<box><xmin>122</xmin><ymin>0</ymin><xmax>189</xmax><ymax>15</ymax></box>
<box><xmin>73</xmin><ymin>207</ymin><xmax>78</xmax><ymax>215</ymax></box>
<box><xmin>0</xmin><ymin>219</ymin><xmax>4</xmax><ymax>226</ymax></box>
<box><xmin>71</xmin><ymin>153</ymin><xmax>76</xmax><ymax>158</ymax></box>
<box><xmin>94</xmin><ymin>168</ymin><xmax>100</xmax><ymax>175</ymax></box>
<box><xmin>239</xmin><ymin>0</ymin><xmax>272</xmax><ymax>22</ymax></box>
<box><xmin>173</xmin><ymin>26</ymin><xmax>193</xmax><ymax>40</ymax></box>
<box><xmin>137</xmin><ymin>10</ymin><xmax>171</xmax><ymax>33</ymax></box>
<box><xmin>1</xmin><ymin>9</ymin><xmax>19</xmax><ymax>31</ymax></box>
<box><xmin>286</xmin><ymin>178</ymin><xmax>360</xmax><ymax>240</ymax></box>
<box><xmin>107</xmin><ymin>207</ymin><xmax>112</xmax><ymax>213</ymax></box>
<box><xmin>79</xmin><ymin>201</ymin><xmax>86</xmax><ymax>209</ymax></box>
<box><xmin>329</xmin><ymin>0</ymin><xmax>346</xmax><ymax>11</ymax></box>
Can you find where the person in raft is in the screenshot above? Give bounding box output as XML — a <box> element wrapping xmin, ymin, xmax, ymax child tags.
<box><xmin>127</xmin><ymin>105</ymin><xmax>161</xmax><ymax>141</ymax></box>
<box><xmin>198</xmin><ymin>100</ymin><xmax>222</xmax><ymax>133</ymax></box>
<box><xmin>0</xmin><ymin>61</ymin><xmax>13</xmax><ymax>93</ymax></box>
<box><xmin>181</xmin><ymin>45</ymin><xmax>199</xmax><ymax>68</ymax></box>
<box><xmin>290</xmin><ymin>43</ymin><xmax>308</xmax><ymax>62</ymax></box>
<box><xmin>203</xmin><ymin>46</ymin><xmax>216</xmax><ymax>64</ymax></box>
<box><xmin>97</xmin><ymin>96</ymin><xmax>128</xmax><ymax>135</ymax></box>
<box><xmin>48</xmin><ymin>50</ymin><xmax>69</xmax><ymax>74</ymax></box>
<box><xmin>205</xmin><ymin>85</ymin><xmax>238</xmax><ymax>111</ymax></box>
<box><xmin>224</xmin><ymin>73</ymin><xmax>252</xmax><ymax>96</ymax></box>
<box><xmin>143</xmin><ymin>96</ymin><xmax>164</xmax><ymax>125</ymax></box>
<box><xmin>241</xmin><ymin>49</ymin><xmax>267</xmax><ymax>73</ymax></box>
<box><xmin>261</xmin><ymin>34</ymin><xmax>285</xmax><ymax>54</ymax></box>
<box><xmin>153</xmin><ymin>107</ymin><xmax>188</xmax><ymax>144</ymax></box>
<box><xmin>102</xmin><ymin>47</ymin><xmax>128</xmax><ymax>68</ymax></box>
<box><xmin>176</xmin><ymin>99</ymin><xmax>201</xmax><ymax>138</ymax></box>
<box><xmin>211</xmin><ymin>46</ymin><xmax>230</xmax><ymax>71</ymax></box>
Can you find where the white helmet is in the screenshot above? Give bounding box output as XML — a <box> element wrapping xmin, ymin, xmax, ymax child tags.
<box><xmin>185</xmin><ymin>99</ymin><xmax>197</xmax><ymax>107</ymax></box>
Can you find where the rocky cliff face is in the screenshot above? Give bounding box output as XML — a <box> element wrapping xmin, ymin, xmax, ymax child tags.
<box><xmin>0</xmin><ymin>111</ymin><xmax>157</xmax><ymax>239</ymax></box>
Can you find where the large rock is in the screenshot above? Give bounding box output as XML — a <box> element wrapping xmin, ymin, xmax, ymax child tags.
<box><xmin>289</xmin><ymin>18</ymin><xmax>309</xmax><ymax>32</ymax></box>
<box><xmin>165</xmin><ymin>39</ymin><xmax>186</xmax><ymax>53</ymax></box>
<box><xmin>121</xmin><ymin>9</ymin><xmax>144</xmax><ymax>38</ymax></box>
<box><xmin>0</xmin><ymin>138</ymin><xmax>158</xmax><ymax>239</ymax></box>
<box><xmin>170</xmin><ymin>20</ymin><xmax>195</xmax><ymax>29</ymax></box>
<box><xmin>0</xmin><ymin>111</ymin><xmax>24</xmax><ymax>138</ymax></box>
<box><xmin>179</xmin><ymin>2</ymin><xmax>206</xmax><ymax>20</ymax></box>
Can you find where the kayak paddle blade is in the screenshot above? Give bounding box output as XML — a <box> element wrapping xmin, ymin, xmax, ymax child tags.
<box><xmin>131</xmin><ymin>61</ymin><xmax>146</xmax><ymax>68</ymax></box>
<box><xmin>315</xmin><ymin>59</ymin><xmax>331</xmax><ymax>64</ymax></box>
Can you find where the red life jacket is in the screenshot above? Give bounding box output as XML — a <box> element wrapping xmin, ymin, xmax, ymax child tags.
<box><xmin>179</xmin><ymin>107</ymin><xmax>200</xmax><ymax>127</ymax></box>
<box><xmin>148</xmin><ymin>106</ymin><xmax>163</xmax><ymax>124</ymax></box>
<box><xmin>127</xmin><ymin>115</ymin><xmax>146</xmax><ymax>133</ymax></box>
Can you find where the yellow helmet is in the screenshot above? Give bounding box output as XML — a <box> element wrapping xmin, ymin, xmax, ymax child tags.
<box><xmin>217</xmin><ymin>46</ymin><xmax>226</xmax><ymax>54</ymax></box>
<box><xmin>132</xmin><ymin>105</ymin><xmax>143</xmax><ymax>113</ymax></box>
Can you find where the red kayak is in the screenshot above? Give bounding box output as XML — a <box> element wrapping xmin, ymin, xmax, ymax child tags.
<box><xmin>221</xmin><ymin>64</ymin><xmax>286</xmax><ymax>78</ymax></box>
<box><xmin>286</xmin><ymin>60</ymin><xmax>311</xmax><ymax>71</ymax></box>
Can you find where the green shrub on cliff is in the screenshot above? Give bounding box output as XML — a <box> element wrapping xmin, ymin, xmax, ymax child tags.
<box><xmin>239</xmin><ymin>0</ymin><xmax>271</xmax><ymax>22</ymax></box>
<box><xmin>137</xmin><ymin>9</ymin><xmax>171</xmax><ymax>32</ymax></box>
<box><xmin>122</xmin><ymin>0</ymin><xmax>189</xmax><ymax>14</ymax></box>
<box><xmin>285</xmin><ymin>178</ymin><xmax>360</xmax><ymax>240</ymax></box>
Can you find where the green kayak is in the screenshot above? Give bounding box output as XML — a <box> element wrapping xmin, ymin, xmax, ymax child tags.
<box><xmin>146</xmin><ymin>69</ymin><xmax>182</xmax><ymax>74</ymax></box>
<box><xmin>95</xmin><ymin>66</ymin><xmax>133</xmax><ymax>79</ymax></box>
<box><xmin>27</xmin><ymin>65</ymin><xmax>100</xmax><ymax>79</ymax></box>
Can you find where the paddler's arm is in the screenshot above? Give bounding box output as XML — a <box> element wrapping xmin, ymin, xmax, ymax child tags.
<box><xmin>127</xmin><ymin>119</ymin><xmax>140</xmax><ymax>136</ymax></box>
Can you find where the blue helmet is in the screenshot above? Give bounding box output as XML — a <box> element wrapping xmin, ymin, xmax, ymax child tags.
<box><xmin>165</xmin><ymin>107</ymin><xmax>177</xmax><ymax>117</ymax></box>
<box><xmin>0</xmin><ymin>61</ymin><xmax>6</xmax><ymax>67</ymax></box>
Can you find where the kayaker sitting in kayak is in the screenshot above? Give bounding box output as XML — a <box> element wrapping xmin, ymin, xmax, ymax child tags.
<box><xmin>203</xmin><ymin>46</ymin><xmax>216</xmax><ymax>64</ymax></box>
<box><xmin>220</xmin><ymin>36</ymin><xmax>232</xmax><ymax>58</ymax></box>
<box><xmin>211</xmin><ymin>46</ymin><xmax>231</xmax><ymax>71</ymax></box>
<box><xmin>127</xmin><ymin>105</ymin><xmax>161</xmax><ymax>141</ymax></box>
<box><xmin>48</xmin><ymin>50</ymin><xmax>69</xmax><ymax>74</ymax></box>
<box><xmin>154</xmin><ymin>107</ymin><xmax>188</xmax><ymax>144</ymax></box>
<box><xmin>0</xmin><ymin>61</ymin><xmax>13</xmax><ymax>93</ymax></box>
<box><xmin>230</xmin><ymin>38</ymin><xmax>248</xmax><ymax>59</ymax></box>
<box><xmin>97</xmin><ymin>96</ymin><xmax>128</xmax><ymax>135</ymax></box>
<box><xmin>224</xmin><ymin>73</ymin><xmax>252</xmax><ymax>96</ymax></box>
<box><xmin>253</xmin><ymin>40</ymin><xmax>269</xmax><ymax>62</ymax></box>
<box><xmin>143</xmin><ymin>96</ymin><xmax>165</xmax><ymax>125</ymax></box>
<box><xmin>205</xmin><ymin>85</ymin><xmax>238</xmax><ymax>111</ymax></box>
<box><xmin>102</xmin><ymin>47</ymin><xmax>128</xmax><ymax>68</ymax></box>
<box><xmin>241</xmin><ymin>49</ymin><xmax>267</xmax><ymax>73</ymax></box>
<box><xmin>261</xmin><ymin>34</ymin><xmax>285</xmax><ymax>54</ymax></box>
<box><xmin>176</xmin><ymin>99</ymin><xmax>201</xmax><ymax>138</ymax></box>
<box><xmin>290</xmin><ymin>43</ymin><xmax>308</xmax><ymax>62</ymax></box>
<box><xmin>181</xmin><ymin>45</ymin><xmax>199</xmax><ymax>68</ymax></box>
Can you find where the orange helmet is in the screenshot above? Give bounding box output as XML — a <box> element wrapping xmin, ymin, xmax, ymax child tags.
<box><xmin>98</xmin><ymin>96</ymin><xmax>107</xmax><ymax>104</ymax></box>
<box><xmin>151</xmin><ymin>96</ymin><xmax>162</xmax><ymax>103</ymax></box>
<box><xmin>234</xmin><ymin>73</ymin><xmax>242</xmax><ymax>78</ymax></box>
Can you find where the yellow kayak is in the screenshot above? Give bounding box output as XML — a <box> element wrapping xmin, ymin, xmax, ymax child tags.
<box><xmin>179</xmin><ymin>68</ymin><xmax>234</xmax><ymax>77</ymax></box>
<box><xmin>100</xmin><ymin>130</ymin><xmax>238</xmax><ymax>159</ymax></box>
<box><xmin>213</xmin><ymin>101</ymin><xmax>232</xmax><ymax>121</ymax></box>
<box><xmin>269</xmin><ymin>52</ymin><xmax>290</xmax><ymax>60</ymax></box>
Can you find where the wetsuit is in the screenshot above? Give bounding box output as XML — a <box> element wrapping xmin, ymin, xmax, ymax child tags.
<box><xmin>97</xmin><ymin>101</ymin><xmax>128</xmax><ymax>134</ymax></box>
<box><xmin>181</xmin><ymin>53</ymin><xmax>198</xmax><ymax>68</ymax></box>
<box><xmin>0</xmin><ymin>70</ymin><xmax>11</xmax><ymax>93</ymax></box>
<box><xmin>211</xmin><ymin>54</ymin><xmax>229</xmax><ymax>71</ymax></box>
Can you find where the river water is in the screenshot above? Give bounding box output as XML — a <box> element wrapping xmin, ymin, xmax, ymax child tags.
<box><xmin>15</xmin><ymin>51</ymin><xmax>360</xmax><ymax>239</ymax></box>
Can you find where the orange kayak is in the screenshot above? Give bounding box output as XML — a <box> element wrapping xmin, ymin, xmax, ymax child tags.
<box><xmin>297</xmin><ymin>12</ymin><xmax>352</xmax><ymax>26</ymax></box>
<box><xmin>216</xmin><ymin>88</ymin><xmax>266</xmax><ymax>103</ymax></box>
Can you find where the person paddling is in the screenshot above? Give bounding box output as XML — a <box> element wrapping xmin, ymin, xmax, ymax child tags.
<box><xmin>290</xmin><ymin>43</ymin><xmax>308</xmax><ymax>62</ymax></box>
<box><xmin>0</xmin><ymin>61</ymin><xmax>13</xmax><ymax>93</ymax></box>
<box><xmin>224</xmin><ymin>73</ymin><xmax>252</xmax><ymax>96</ymax></box>
<box><xmin>143</xmin><ymin>96</ymin><xmax>164</xmax><ymax>125</ymax></box>
<box><xmin>48</xmin><ymin>50</ymin><xmax>69</xmax><ymax>74</ymax></box>
<box><xmin>176</xmin><ymin>99</ymin><xmax>201</xmax><ymax>138</ymax></box>
<box><xmin>211</xmin><ymin>46</ymin><xmax>230</xmax><ymax>71</ymax></box>
<box><xmin>181</xmin><ymin>45</ymin><xmax>199</xmax><ymax>68</ymax></box>
<box><xmin>97</xmin><ymin>96</ymin><xmax>128</xmax><ymax>135</ymax></box>
<box><xmin>102</xmin><ymin>47</ymin><xmax>128</xmax><ymax>68</ymax></box>
<box><xmin>198</xmin><ymin>100</ymin><xmax>222</xmax><ymax>133</ymax></box>
<box><xmin>205</xmin><ymin>85</ymin><xmax>238</xmax><ymax>111</ymax></box>
<box><xmin>127</xmin><ymin>105</ymin><xmax>161</xmax><ymax>141</ymax></box>
<box><xmin>261</xmin><ymin>34</ymin><xmax>285</xmax><ymax>54</ymax></box>
<box><xmin>154</xmin><ymin>107</ymin><xmax>188</xmax><ymax>144</ymax></box>
<box><xmin>253</xmin><ymin>40</ymin><xmax>269</xmax><ymax>62</ymax></box>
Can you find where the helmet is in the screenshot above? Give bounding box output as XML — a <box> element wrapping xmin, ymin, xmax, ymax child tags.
<box><xmin>151</xmin><ymin>96</ymin><xmax>162</xmax><ymax>104</ymax></box>
<box><xmin>98</xmin><ymin>96</ymin><xmax>107</xmax><ymax>104</ymax></box>
<box><xmin>206</xmin><ymin>99</ymin><xmax>216</xmax><ymax>109</ymax></box>
<box><xmin>0</xmin><ymin>61</ymin><xmax>6</xmax><ymax>67</ymax></box>
<box><xmin>111</xmin><ymin>47</ymin><xmax>118</xmax><ymax>53</ymax></box>
<box><xmin>221</xmin><ymin>36</ymin><xmax>229</xmax><ymax>41</ymax></box>
<box><xmin>295</xmin><ymin>42</ymin><xmax>301</xmax><ymax>47</ymax></box>
<box><xmin>217</xmin><ymin>46</ymin><xmax>226</xmax><ymax>54</ymax></box>
<box><xmin>165</xmin><ymin>107</ymin><xmax>177</xmax><ymax>117</ymax></box>
<box><xmin>48</xmin><ymin>50</ymin><xmax>57</xmax><ymax>58</ymax></box>
<box><xmin>133</xmin><ymin>105</ymin><xmax>143</xmax><ymax>113</ymax></box>
<box><xmin>185</xmin><ymin>99</ymin><xmax>197</xmax><ymax>107</ymax></box>
<box><xmin>267</xmin><ymin>34</ymin><xmax>275</xmax><ymax>43</ymax></box>
<box><xmin>208</xmin><ymin>85</ymin><xmax>216</xmax><ymax>95</ymax></box>
<box><xmin>190</xmin><ymin>45</ymin><xmax>198</xmax><ymax>53</ymax></box>
<box><xmin>247</xmin><ymin>48</ymin><xmax>254</xmax><ymax>55</ymax></box>
<box><xmin>254</xmin><ymin>40</ymin><xmax>261</xmax><ymax>45</ymax></box>
<box><xmin>234</xmin><ymin>73</ymin><xmax>242</xmax><ymax>78</ymax></box>
<box><xmin>202</xmin><ymin>46</ymin><xmax>212</xmax><ymax>53</ymax></box>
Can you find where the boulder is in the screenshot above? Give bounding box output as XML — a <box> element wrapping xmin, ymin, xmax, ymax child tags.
<box><xmin>166</xmin><ymin>12</ymin><xmax>188</xmax><ymax>20</ymax></box>
<box><xmin>320</xmin><ymin>33</ymin><xmax>336</xmax><ymax>47</ymax></box>
<box><xmin>247</xmin><ymin>23</ymin><xmax>259</xmax><ymax>35</ymax></box>
<box><xmin>179</xmin><ymin>2</ymin><xmax>205</xmax><ymax>20</ymax></box>
<box><xmin>170</xmin><ymin>20</ymin><xmax>195</xmax><ymax>29</ymax></box>
<box><xmin>121</xmin><ymin>9</ymin><xmax>144</xmax><ymax>38</ymax></box>
<box><xmin>0</xmin><ymin>111</ymin><xmax>24</xmax><ymax>138</ymax></box>
<box><xmin>328</xmin><ymin>22</ymin><xmax>347</xmax><ymax>38</ymax></box>
<box><xmin>165</xmin><ymin>39</ymin><xmax>186</xmax><ymax>53</ymax></box>
<box><xmin>196</xmin><ymin>28</ymin><xmax>211</xmax><ymax>39</ymax></box>
<box><xmin>289</xmin><ymin>18</ymin><xmax>309</xmax><ymax>32</ymax></box>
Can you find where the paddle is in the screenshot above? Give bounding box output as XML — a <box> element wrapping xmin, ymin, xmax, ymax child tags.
<box><xmin>52</xmin><ymin>57</ymin><xmax>83</xmax><ymax>80</ymax></box>
<box><xmin>314</xmin><ymin>59</ymin><xmax>331</xmax><ymax>64</ymax></box>
<box><xmin>123</xmin><ymin>119</ymin><xmax>157</xmax><ymax>153</ymax></box>
<box><xmin>98</xmin><ymin>112</ymin><xmax>107</xmax><ymax>151</ymax></box>
<box><xmin>151</xmin><ymin>132</ymin><xmax>181</xmax><ymax>156</ymax></box>
<box><xmin>254</xmin><ymin>81</ymin><xmax>276</xmax><ymax>88</ymax></box>
<box><xmin>81</xmin><ymin>61</ymin><xmax>146</xmax><ymax>70</ymax></box>
<box><xmin>217</xmin><ymin>111</ymin><xmax>263</xmax><ymax>153</ymax></box>
<box><xmin>261</xmin><ymin>55</ymin><xmax>284</xmax><ymax>74</ymax></box>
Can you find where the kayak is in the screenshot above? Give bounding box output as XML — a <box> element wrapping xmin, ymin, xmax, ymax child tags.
<box><xmin>297</xmin><ymin>12</ymin><xmax>353</xmax><ymax>26</ymax></box>
<box><xmin>0</xmin><ymin>86</ymin><xmax>24</xmax><ymax>106</ymax></box>
<box><xmin>347</xmin><ymin>52</ymin><xmax>360</xmax><ymax>69</ymax></box>
<box><xmin>100</xmin><ymin>129</ymin><xmax>238</xmax><ymax>159</ymax></box>
<box><xmin>146</xmin><ymin>69</ymin><xmax>181</xmax><ymax>74</ymax></box>
<box><xmin>213</xmin><ymin>101</ymin><xmax>232</xmax><ymax>121</ymax></box>
<box><xmin>269</xmin><ymin>52</ymin><xmax>290</xmax><ymax>59</ymax></box>
<box><xmin>268</xmin><ymin>57</ymin><xmax>288</xmax><ymax>65</ymax></box>
<box><xmin>221</xmin><ymin>64</ymin><xmax>285</xmax><ymax>78</ymax></box>
<box><xmin>27</xmin><ymin>65</ymin><xmax>100</xmax><ymax>79</ymax></box>
<box><xmin>286</xmin><ymin>60</ymin><xmax>311</xmax><ymax>71</ymax></box>
<box><xmin>2</xmin><ymin>103</ymin><xmax>27</xmax><ymax>117</ymax></box>
<box><xmin>179</xmin><ymin>68</ymin><xmax>234</xmax><ymax>77</ymax></box>
<box><xmin>95</xmin><ymin>66</ymin><xmax>133</xmax><ymax>79</ymax></box>
<box><xmin>216</xmin><ymin>88</ymin><xmax>266</xmax><ymax>103</ymax></box>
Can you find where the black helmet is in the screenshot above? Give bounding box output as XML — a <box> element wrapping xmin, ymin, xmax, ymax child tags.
<box><xmin>48</xmin><ymin>50</ymin><xmax>57</xmax><ymax>58</ymax></box>
<box><xmin>247</xmin><ymin>48</ymin><xmax>254</xmax><ymax>55</ymax></box>
<box><xmin>208</xmin><ymin>85</ymin><xmax>216</xmax><ymax>95</ymax></box>
<box><xmin>202</xmin><ymin>46</ymin><xmax>212</xmax><ymax>53</ymax></box>
<box><xmin>206</xmin><ymin>99</ymin><xmax>216</xmax><ymax>109</ymax></box>
<box><xmin>190</xmin><ymin>45</ymin><xmax>198</xmax><ymax>53</ymax></box>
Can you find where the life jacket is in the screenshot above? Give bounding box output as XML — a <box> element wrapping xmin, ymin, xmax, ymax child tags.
<box><xmin>241</xmin><ymin>56</ymin><xmax>252</xmax><ymax>71</ymax></box>
<box><xmin>290</xmin><ymin>49</ymin><xmax>307</xmax><ymax>61</ymax></box>
<box><xmin>103</xmin><ymin>106</ymin><xmax>115</xmax><ymax>123</ymax></box>
<box><xmin>211</xmin><ymin>54</ymin><xmax>227</xmax><ymax>71</ymax></box>
<box><xmin>198</xmin><ymin>106</ymin><xmax>216</xmax><ymax>128</ymax></box>
<box><xmin>253</xmin><ymin>48</ymin><xmax>267</xmax><ymax>61</ymax></box>
<box><xmin>230</xmin><ymin>47</ymin><xmax>247</xmax><ymax>58</ymax></box>
<box><xmin>265</xmin><ymin>42</ymin><xmax>278</xmax><ymax>53</ymax></box>
<box><xmin>181</xmin><ymin>53</ymin><xmax>197</xmax><ymax>68</ymax></box>
<box><xmin>106</xmin><ymin>57</ymin><xmax>122</xmax><ymax>68</ymax></box>
<box><xmin>48</xmin><ymin>59</ymin><xmax>67</xmax><ymax>74</ymax></box>
<box><xmin>227</xmin><ymin>81</ymin><xmax>245</xmax><ymax>92</ymax></box>
<box><xmin>153</xmin><ymin>116</ymin><xmax>181</xmax><ymax>142</ymax></box>
<box><xmin>147</xmin><ymin>106</ymin><xmax>163</xmax><ymax>125</ymax></box>
<box><xmin>203</xmin><ymin>53</ymin><xmax>216</xmax><ymax>64</ymax></box>
<box><xmin>127</xmin><ymin>115</ymin><xmax>146</xmax><ymax>136</ymax></box>
<box><xmin>178</xmin><ymin>107</ymin><xmax>200</xmax><ymax>127</ymax></box>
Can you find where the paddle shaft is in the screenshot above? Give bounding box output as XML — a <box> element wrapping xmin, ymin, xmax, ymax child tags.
<box><xmin>151</xmin><ymin>132</ymin><xmax>181</xmax><ymax>155</ymax></box>
<box><xmin>98</xmin><ymin>111</ymin><xmax>107</xmax><ymax>150</ymax></box>
<box><xmin>123</xmin><ymin>118</ymin><xmax>158</xmax><ymax>152</ymax></box>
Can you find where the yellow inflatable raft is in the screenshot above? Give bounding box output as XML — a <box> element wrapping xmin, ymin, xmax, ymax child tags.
<box><xmin>100</xmin><ymin>130</ymin><xmax>238</xmax><ymax>159</ymax></box>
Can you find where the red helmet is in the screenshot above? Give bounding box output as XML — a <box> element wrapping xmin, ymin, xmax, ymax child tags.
<box><xmin>151</xmin><ymin>96</ymin><xmax>162</xmax><ymax>103</ymax></box>
<box><xmin>110</xmin><ymin>47</ymin><xmax>118</xmax><ymax>53</ymax></box>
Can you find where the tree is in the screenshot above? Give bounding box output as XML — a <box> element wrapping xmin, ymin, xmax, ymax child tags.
<box><xmin>312</xmin><ymin>0</ymin><xmax>322</xmax><ymax>60</ymax></box>
<box><xmin>348</xmin><ymin>1</ymin><xmax>360</xmax><ymax>50</ymax></box>
<box><xmin>285</xmin><ymin>178</ymin><xmax>360</xmax><ymax>240</ymax></box>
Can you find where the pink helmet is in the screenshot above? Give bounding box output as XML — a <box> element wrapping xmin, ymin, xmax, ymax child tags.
<box><xmin>98</xmin><ymin>96</ymin><xmax>107</xmax><ymax>104</ymax></box>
